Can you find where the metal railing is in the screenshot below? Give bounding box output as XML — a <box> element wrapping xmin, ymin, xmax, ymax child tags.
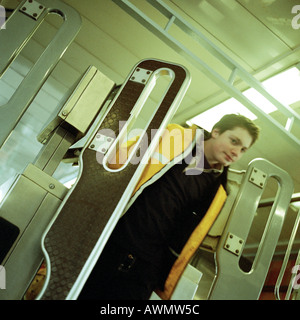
<box><xmin>113</xmin><ymin>0</ymin><xmax>300</xmax><ymax>149</ymax></box>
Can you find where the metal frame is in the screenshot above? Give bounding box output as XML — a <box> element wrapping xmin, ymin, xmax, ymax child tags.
<box><xmin>208</xmin><ymin>158</ymin><xmax>294</xmax><ymax>299</ymax></box>
<box><xmin>112</xmin><ymin>0</ymin><xmax>300</xmax><ymax>149</ymax></box>
<box><xmin>0</xmin><ymin>0</ymin><xmax>82</xmax><ymax>147</ymax></box>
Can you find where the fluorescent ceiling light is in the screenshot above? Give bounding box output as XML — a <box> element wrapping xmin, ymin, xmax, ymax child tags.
<box><xmin>243</xmin><ymin>88</ymin><xmax>277</xmax><ymax>114</ymax></box>
<box><xmin>263</xmin><ymin>67</ymin><xmax>300</xmax><ymax>106</ymax></box>
<box><xmin>189</xmin><ymin>67</ymin><xmax>300</xmax><ymax>131</ymax></box>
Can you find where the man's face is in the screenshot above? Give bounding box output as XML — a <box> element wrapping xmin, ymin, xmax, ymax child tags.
<box><xmin>209</xmin><ymin>127</ymin><xmax>253</xmax><ymax>167</ymax></box>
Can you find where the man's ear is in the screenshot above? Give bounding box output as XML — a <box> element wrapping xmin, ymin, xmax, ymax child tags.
<box><xmin>211</xmin><ymin>128</ymin><xmax>220</xmax><ymax>139</ymax></box>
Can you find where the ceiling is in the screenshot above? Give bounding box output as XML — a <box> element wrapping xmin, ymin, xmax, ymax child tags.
<box><xmin>0</xmin><ymin>0</ymin><xmax>300</xmax><ymax>260</ymax></box>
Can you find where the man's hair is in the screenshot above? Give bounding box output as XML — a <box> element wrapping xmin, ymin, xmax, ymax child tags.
<box><xmin>212</xmin><ymin>113</ymin><xmax>260</xmax><ymax>146</ymax></box>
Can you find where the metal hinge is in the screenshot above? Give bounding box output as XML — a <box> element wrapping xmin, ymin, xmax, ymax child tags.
<box><xmin>249</xmin><ymin>167</ymin><xmax>267</xmax><ymax>189</ymax></box>
<box><xmin>130</xmin><ymin>67</ymin><xmax>153</xmax><ymax>84</ymax></box>
<box><xmin>19</xmin><ymin>0</ymin><xmax>45</xmax><ymax>20</ymax></box>
<box><xmin>224</xmin><ymin>232</ymin><xmax>244</xmax><ymax>256</ymax></box>
<box><xmin>88</xmin><ymin>133</ymin><xmax>115</xmax><ymax>154</ymax></box>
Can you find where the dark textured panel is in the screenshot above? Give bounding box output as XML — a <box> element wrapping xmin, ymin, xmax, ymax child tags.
<box><xmin>41</xmin><ymin>60</ymin><xmax>187</xmax><ymax>300</ymax></box>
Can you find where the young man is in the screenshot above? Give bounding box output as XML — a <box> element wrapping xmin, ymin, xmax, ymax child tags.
<box><xmin>78</xmin><ymin>114</ymin><xmax>260</xmax><ymax>300</ymax></box>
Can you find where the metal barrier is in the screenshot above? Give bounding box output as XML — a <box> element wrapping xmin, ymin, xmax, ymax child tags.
<box><xmin>209</xmin><ymin>158</ymin><xmax>294</xmax><ymax>299</ymax></box>
<box><xmin>0</xmin><ymin>0</ymin><xmax>82</xmax><ymax>147</ymax></box>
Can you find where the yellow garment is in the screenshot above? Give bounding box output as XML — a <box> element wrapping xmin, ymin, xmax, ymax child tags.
<box><xmin>107</xmin><ymin>123</ymin><xmax>198</xmax><ymax>193</ymax></box>
<box><xmin>133</xmin><ymin>123</ymin><xmax>197</xmax><ymax>194</ymax></box>
<box><xmin>107</xmin><ymin>135</ymin><xmax>141</xmax><ymax>170</ymax></box>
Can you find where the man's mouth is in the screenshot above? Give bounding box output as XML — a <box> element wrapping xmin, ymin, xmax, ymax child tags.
<box><xmin>225</xmin><ymin>154</ymin><xmax>233</xmax><ymax>162</ymax></box>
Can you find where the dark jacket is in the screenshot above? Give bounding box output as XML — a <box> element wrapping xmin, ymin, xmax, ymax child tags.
<box><xmin>109</xmin><ymin>131</ymin><xmax>228</xmax><ymax>287</ymax></box>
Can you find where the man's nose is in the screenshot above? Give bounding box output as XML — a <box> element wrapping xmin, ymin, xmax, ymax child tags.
<box><xmin>231</xmin><ymin>147</ymin><xmax>241</xmax><ymax>158</ymax></box>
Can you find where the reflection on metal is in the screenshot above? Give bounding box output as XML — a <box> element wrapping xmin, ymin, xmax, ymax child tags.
<box><xmin>0</xmin><ymin>0</ymin><xmax>82</xmax><ymax>148</ymax></box>
<box><xmin>113</xmin><ymin>0</ymin><xmax>300</xmax><ymax>148</ymax></box>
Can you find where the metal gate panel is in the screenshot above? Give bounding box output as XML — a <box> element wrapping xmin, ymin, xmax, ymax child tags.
<box><xmin>0</xmin><ymin>0</ymin><xmax>82</xmax><ymax>147</ymax></box>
